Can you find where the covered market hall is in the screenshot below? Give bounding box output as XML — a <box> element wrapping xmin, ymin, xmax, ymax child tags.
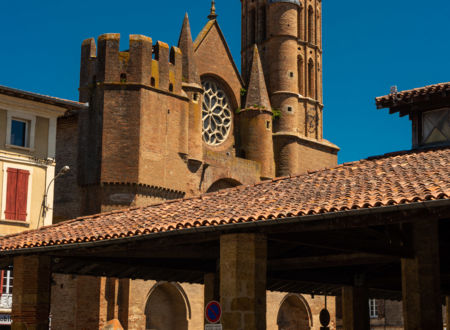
<box><xmin>0</xmin><ymin>146</ymin><xmax>449</xmax><ymax>330</ymax></box>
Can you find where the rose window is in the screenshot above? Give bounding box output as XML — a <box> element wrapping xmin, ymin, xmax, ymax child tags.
<box><xmin>202</xmin><ymin>79</ymin><xmax>232</xmax><ymax>146</ymax></box>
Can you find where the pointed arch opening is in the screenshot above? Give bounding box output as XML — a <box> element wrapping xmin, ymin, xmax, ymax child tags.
<box><xmin>308</xmin><ymin>59</ymin><xmax>315</xmax><ymax>99</ymax></box>
<box><xmin>259</xmin><ymin>5</ymin><xmax>267</xmax><ymax>42</ymax></box>
<box><xmin>308</xmin><ymin>6</ymin><xmax>314</xmax><ymax>44</ymax></box>
<box><xmin>298</xmin><ymin>4</ymin><xmax>304</xmax><ymax>40</ymax></box>
<box><xmin>277</xmin><ymin>294</ymin><xmax>312</xmax><ymax>330</ymax></box>
<box><xmin>298</xmin><ymin>55</ymin><xmax>304</xmax><ymax>96</ymax></box>
<box><xmin>249</xmin><ymin>8</ymin><xmax>256</xmax><ymax>46</ymax></box>
<box><xmin>145</xmin><ymin>282</ymin><xmax>190</xmax><ymax>330</ymax></box>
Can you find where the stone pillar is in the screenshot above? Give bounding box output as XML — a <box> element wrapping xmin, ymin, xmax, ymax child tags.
<box><xmin>341</xmin><ymin>285</ymin><xmax>369</xmax><ymax>330</ymax></box>
<box><xmin>11</xmin><ymin>255</ymin><xmax>51</xmax><ymax>330</ymax></box>
<box><xmin>446</xmin><ymin>297</ymin><xmax>450</xmax><ymax>329</ymax></box>
<box><xmin>204</xmin><ymin>272</ymin><xmax>220</xmax><ymax>307</ymax></box>
<box><xmin>401</xmin><ymin>219</ymin><xmax>442</xmax><ymax>330</ymax></box>
<box><xmin>220</xmin><ymin>233</ymin><xmax>267</xmax><ymax>330</ymax></box>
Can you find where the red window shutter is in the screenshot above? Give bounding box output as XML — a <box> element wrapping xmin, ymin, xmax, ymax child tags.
<box><xmin>16</xmin><ymin>170</ymin><xmax>30</xmax><ymax>221</ymax></box>
<box><xmin>0</xmin><ymin>270</ymin><xmax>4</xmax><ymax>297</ymax></box>
<box><xmin>4</xmin><ymin>168</ymin><xmax>29</xmax><ymax>221</ymax></box>
<box><xmin>4</xmin><ymin>169</ymin><xmax>18</xmax><ymax>220</ymax></box>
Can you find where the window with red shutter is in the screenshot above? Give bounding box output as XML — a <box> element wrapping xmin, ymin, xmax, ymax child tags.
<box><xmin>4</xmin><ymin>169</ymin><xmax>18</xmax><ymax>220</ymax></box>
<box><xmin>4</xmin><ymin>168</ymin><xmax>29</xmax><ymax>221</ymax></box>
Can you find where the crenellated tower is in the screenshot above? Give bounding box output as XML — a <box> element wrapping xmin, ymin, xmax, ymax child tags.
<box><xmin>241</xmin><ymin>0</ymin><xmax>337</xmax><ymax>176</ymax></box>
<box><xmin>77</xmin><ymin>33</ymin><xmax>192</xmax><ymax>214</ymax></box>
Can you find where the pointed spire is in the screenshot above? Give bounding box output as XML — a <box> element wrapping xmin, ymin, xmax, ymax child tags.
<box><xmin>178</xmin><ymin>13</ymin><xmax>201</xmax><ymax>85</ymax></box>
<box><xmin>245</xmin><ymin>45</ymin><xmax>271</xmax><ymax>110</ymax></box>
<box><xmin>208</xmin><ymin>0</ymin><xmax>218</xmax><ymax>20</ymax></box>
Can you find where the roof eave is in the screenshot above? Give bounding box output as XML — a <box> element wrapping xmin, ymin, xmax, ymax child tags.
<box><xmin>1</xmin><ymin>199</ymin><xmax>448</xmax><ymax>257</ymax></box>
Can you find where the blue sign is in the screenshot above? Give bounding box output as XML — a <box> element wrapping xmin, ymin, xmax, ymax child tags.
<box><xmin>205</xmin><ymin>301</ymin><xmax>221</xmax><ymax>324</ymax></box>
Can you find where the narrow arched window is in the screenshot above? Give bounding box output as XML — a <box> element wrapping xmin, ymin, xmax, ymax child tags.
<box><xmin>308</xmin><ymin>60</ymin><xmax>314</xmax><ymax>98</ymax></box>
<box><xmin>259</xmin><ymin>5</ymin><xmax>267</xmax><ymax>42</ymax></box>
<box><xmin>308</xmin><ymin>6</ymin><xmax>314</xmax><ymax>44</ymax></box>
<box><xmin>150</xmin><ymin>77</ymin><xmax>156</xmax><ymax>87</ymax></box>
<box><xmin>298</xmin><ymin>5</ymin><xmax>304</xmax><ymax>40</ymax></box>
<box><xmin>169</xmin><ymin>83</ymin><xmax>174</xmax><ymax>92</ymax></box>
<box><xmin>120</xmin><ymin>73</ymin><xmax>127</xmax><ymax>83</ymax></box>
<box><xmin>298</xmin><ymin>55</ymin><xmax>304</xmax><ymax>95</ymax></box>
<box><xmin>249</xmin><ymin>9</ymin><xmax>256</xmax><ymax>46</ymax></box>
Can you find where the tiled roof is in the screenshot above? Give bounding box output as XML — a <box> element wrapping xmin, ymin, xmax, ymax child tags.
<box><xmin>0</xmin><ymin>147</ymin><xmax>449</xmax><ymax>252</ymax></box>
<box><xmin>376</xmin><ymin>82</ymin><xmax>450</xmax><ymax>109</ymax></box>
<box><xmin>0</xmin><ymin>85</ymin><xmax>88</xmax><ymax>111</ymax></box>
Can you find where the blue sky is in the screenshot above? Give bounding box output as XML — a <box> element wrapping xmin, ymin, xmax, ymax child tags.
<box><xmin>1</xmin><ymin>0</ymin><xmax>449</xmax><ymax>163</ymax></box>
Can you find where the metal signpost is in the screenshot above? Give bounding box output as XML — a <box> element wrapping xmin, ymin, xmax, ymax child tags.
<box><xmin>205</xmin><ymin>301</ymin><xmax>222</xmax><ymax>330</ymax></box>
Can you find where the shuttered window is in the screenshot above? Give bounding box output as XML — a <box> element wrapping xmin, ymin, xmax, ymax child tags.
<box><xmin>4</xmin><ymin>168</ymin><xmax>30</xmax><ymax>221</ymax></box>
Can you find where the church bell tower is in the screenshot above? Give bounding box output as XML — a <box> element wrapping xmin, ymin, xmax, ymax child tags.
<box><xmin>241</xmin><ymin>0</ymin><xmax>335</xmax><ymax>176</ymax></box>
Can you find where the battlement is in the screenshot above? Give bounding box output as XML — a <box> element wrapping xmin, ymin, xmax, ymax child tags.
<box><xmin>80</xmin><ymin>33</ymin><xmax>182</xmax><ymax>96</ymax></box>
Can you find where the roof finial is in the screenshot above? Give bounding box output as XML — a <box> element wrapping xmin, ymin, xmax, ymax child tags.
<box><xmin>208</xmin><ymin>0</ymin><xmax>218</xmax><ymax>20</ymax></box>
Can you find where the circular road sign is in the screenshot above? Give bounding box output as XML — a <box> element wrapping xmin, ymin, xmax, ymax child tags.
<box><xmin>205</xmin><ymin>301</ymin><xmax>222</xmax><ymax>324</ymax></box>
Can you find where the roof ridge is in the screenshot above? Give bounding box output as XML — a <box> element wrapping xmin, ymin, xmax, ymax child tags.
<box><xmin>376</xmin><ymin>82</ymin><xmax>450</xmax><ymax>103</ymax></box>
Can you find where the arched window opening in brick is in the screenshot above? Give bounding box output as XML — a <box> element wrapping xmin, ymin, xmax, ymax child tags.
<box><xmin>145</xmin><ymin>283</ymin><xmax>189</xmax><ymax>330</ymax></box>
<box><xmin>298</xmin><ymin>55</ymin><xmax>304</xmax><ymax>95</ymax></box>
<box><xmin>308</xmin><ymin>59</ymin><xmax>315</xmax><ymax>98</ymax></box>
<box><xmin>207</xmin><ymin>178</ymin><xmax>242</xmax><ymax>193</ymax></box>
<box><xmin>259</xmin><ymin>5</ymin><xmax>267</xmax><ymax>42</ymax></box>
<box><xmin>308</xmin><ymin>6</ymin><xmax>314</xmax><ymax>44</ymax></box>
<box><xmin>169</xmin><ymin>83</ymin><xmax>174</xmax><ymax>92</ymax></box>
<box><xmin>150</xmin><ymin>77</ymin><xmax>156</xmax><ymax>87</ymax></box>
<box><xmin>298</xmin><ymin>4</ymin><xmax>304</xmax><ymax>40</ymax></box>
<box><xmin>249</xmin><ymin>8</ymin><xmax>256</xmax><ymax>46</ymax></box>
<box><xmin>120</xmin><ymin>73</ymin><xmax>127</xmax><ymax>83</ymax></box>
<box><xmin>277</xmin><ymin>294</ymin><xmax>312</xmax><ymax>330</ymax></box>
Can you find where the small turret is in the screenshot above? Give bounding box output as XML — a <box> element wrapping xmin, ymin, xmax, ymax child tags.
<box><xmin>178</xmin><ymin>13</ymin><xmax>201</xmax><ymax>85</ymax></box>
<box><xmin>239</xmin><ymin>45</ymin><xmax>275</xmax><ymax>180</ymax></box>
<box><xmin>178</xmin><ymin>14</ymin><xmax>204</xmax><ymax>163</ymax></box>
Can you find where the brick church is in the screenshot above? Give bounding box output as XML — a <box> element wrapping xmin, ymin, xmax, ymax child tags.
<box><xmin>52</xmin><ymin>0</ymin><xmax>339</xmax><ymax>328</ymax></box>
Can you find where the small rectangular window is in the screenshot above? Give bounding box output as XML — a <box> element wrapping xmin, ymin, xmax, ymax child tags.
<box><xmin>10</xmin><ymin>119</ymin><xmax>29</xmax><ymax>147</ymax></box>
<box><xmin>0</xmin><ymin>267</ymin><xmax>13</xmax><ymax>295</ymax></box>
<box><xmin>369</xmin><ymin>299</ymin><xmax>378</xmax><ymax>319</ymax></box>
<box><xmin>422</xmin><ymin>108</ymin><xmax>450</xmax><ymax>145</ymax></box>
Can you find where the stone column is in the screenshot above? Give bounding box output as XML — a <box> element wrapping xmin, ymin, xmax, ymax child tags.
<box><xmin>11</xmin><ymin>255</ymin><xmax>51</xmax><ymax>330</ymax></box>
<box><xmin>220</xmin><ymin>233</ymin><xmax>267</xmax><ymax>330</ymax></box>
<box><xmin>401</xmin><ymin>219</ymin><xmax>442</xmax><ymax>330</ymax></box>
<box><xmin>446</xmin><ymin>297</ymin><xmax>450</xmax><ymax>330</ymax></box>
<box><xmin>204</xmin><ymin>272</ymin><xmax>220</xmax><ymax>307</ymax></box>
<box><xmin>341</xmin><ymin>283</ymin><xmax>369</xmax><ymax>330</ymax></box>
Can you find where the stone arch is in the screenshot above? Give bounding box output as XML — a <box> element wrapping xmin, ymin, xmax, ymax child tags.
<box><xmin>206</xmin><ymin>178</ymin><xmax>242</xmax><ymax>193</ymax></box>
<box><xmin>277</xmin><ymin>294</ymin><xmax>313</xmax><ymax>330</ymax></box>
<box><xmin>144</xmin><ymin>282</ymin><xmax>190</xmax><ymax>330</ymax></box>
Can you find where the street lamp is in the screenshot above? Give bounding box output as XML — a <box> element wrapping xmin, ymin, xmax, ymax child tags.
<box><xmin>41</xmin><ymin>165</ymin><xmax>70</xmax><ymax>220</ymax></box>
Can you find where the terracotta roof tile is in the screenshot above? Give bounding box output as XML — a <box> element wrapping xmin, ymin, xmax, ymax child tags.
<box><xmin>376</xmin><ymin>82</ymin><xmax>450</xmax><ymax>109</ymax></box>
<box><xmin>0</xmin><ymin>147</ymin><xmax>449</xmax><ymax>251</ymax></box>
